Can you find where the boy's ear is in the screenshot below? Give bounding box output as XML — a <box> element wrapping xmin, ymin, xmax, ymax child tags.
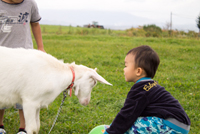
<box><xmin>136</xmin><ymin>67</ymin><xmax>143</xmax><ymax>76</ymax></box>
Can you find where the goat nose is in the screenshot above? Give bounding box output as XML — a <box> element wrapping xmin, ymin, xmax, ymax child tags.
<box><xmin>82</xmin><ymin>99</ymin><xmax>89</xmax><ymax>106</ymax></box>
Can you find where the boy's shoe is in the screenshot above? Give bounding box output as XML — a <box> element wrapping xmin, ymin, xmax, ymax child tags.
<box><xmin>17</xmin><ymin>132</ymin><xmax>27</xmax><ymax>134</ymax></box>
<box><xmin>17</xmin><ymin>128</ymin><xmax>27</xmax><ymax>134</ymax></box>
<box><xmin>0</xmin><ymin>128</ymin><xmax>6</xmax><ymax>134</ymax></box>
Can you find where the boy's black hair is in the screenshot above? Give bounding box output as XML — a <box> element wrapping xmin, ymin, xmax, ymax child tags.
<box><xmin>127</xmin><ymin>45</ymin><xmax>160</xmax><ymax>78</ymax></box>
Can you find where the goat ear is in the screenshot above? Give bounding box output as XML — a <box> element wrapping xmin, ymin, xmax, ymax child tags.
<box><xmin>90</xmin><ymin>70</ymin><xmax>112</xmax><ymax>86</ymax></box>
<box><xmin>74</xmin><ymin>85</ymin><xmax>79</xmax><ymax>96</ymax></box>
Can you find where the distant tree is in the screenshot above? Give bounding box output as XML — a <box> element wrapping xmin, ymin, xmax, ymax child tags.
<box><xmin>163</xmin><ymin>22</ymin><xmax>171</xmax><ymax>31</ymax></box>
<box><xmin>143</xmin><ymin>24</ymin><xmax>162</xmax><ymax>37</ymax></box>
<box><xmin>188</xmin><ymin>30</ymin><xmax>198</xmax><ymax>38</ymax></box>
<box><xmin>197</xmin><ymin>14</ymin><xmax>200</xmax><ymax>36</ymax></box>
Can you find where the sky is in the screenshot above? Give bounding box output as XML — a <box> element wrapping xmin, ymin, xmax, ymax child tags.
<box><xmin>35</xmin><ymin>0</ymin><xmax>200</xmax><ymax>32</ymax></box>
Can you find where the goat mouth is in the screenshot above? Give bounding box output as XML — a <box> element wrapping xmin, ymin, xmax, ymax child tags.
<box><xmin>79</xmin><ymin>99</ymin><xmax>90</xmax><ymax>106</ymax></box>
<box><xmin>81</xmin><ymin>103</ymin><xmax>88</xmax><ymax>106</ymax></box>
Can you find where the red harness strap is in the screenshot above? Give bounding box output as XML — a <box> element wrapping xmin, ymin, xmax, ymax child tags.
<box><xmin>66</xmin><ymin>66</ymin><xmax>75</xmax><ymax>97</ymax></box>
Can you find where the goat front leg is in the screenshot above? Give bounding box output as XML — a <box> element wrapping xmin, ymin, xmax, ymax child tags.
<box><xmin>36</xmin><ymin>108</ymin><xmax>40</xmax><ymax>133</ymax></box>
<box><xmin>23</xmin><ymin>102</ymin><xmax>39</xmax><ymax>134</ymax></box>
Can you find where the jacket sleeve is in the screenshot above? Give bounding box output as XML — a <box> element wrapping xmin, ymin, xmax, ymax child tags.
<box><xmin>105</xmin><ymin>90</ymin><xmax>149</xmax><ymax>134</ymax></box>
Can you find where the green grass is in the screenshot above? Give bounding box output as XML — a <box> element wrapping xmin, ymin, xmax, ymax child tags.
<box><xmin>3</xmin><ymin>25</ymin><xmax>200</xmax><ymax>133</ymax></box>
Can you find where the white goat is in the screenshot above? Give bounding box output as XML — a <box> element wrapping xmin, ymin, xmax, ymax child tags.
<box><xmin>0</xmin><ymin>46</ymin><xmax>112</xmax><ymax>134</ymax></box>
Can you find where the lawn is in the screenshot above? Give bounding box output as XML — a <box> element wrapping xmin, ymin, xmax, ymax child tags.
<box><xmin>3</xmin><ymin>25</ymin><xmax>200</xmax><ymax>134</ymax></box>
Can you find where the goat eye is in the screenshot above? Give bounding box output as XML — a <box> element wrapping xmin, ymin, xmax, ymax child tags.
<box><xmin>93</xmin><ymin>80</ymin><xmax>97</xmax><ymax>86</ymax></box>
<box><xmin>73</xmin><ymin>86</ymin><xmax>76</xmax><ymax>91</ymax></box>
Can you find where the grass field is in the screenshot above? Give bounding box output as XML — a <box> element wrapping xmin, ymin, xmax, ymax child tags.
<box><xmin>3</xmin><ymin>25</ymin><xmax>200</xmax><ymax>134</ymax></box>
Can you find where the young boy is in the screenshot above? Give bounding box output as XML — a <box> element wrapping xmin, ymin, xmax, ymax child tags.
<box><xmin>104</xmin><ymin>45</ymin><xmax>190</xmax><ymax>134</ymax></box>
<box><xmin>0</xmin><ymin>0</ymin><xmax>45</xmax><ymax>133</ymax></box>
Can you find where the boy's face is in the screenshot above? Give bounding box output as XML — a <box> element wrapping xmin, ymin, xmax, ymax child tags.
<box><xmin>124</xmin><ymin>54</ymin><xmax>146</xmax><ymax>83</ymax></box>
<box><xmin>124</xmin><ymin>54</ymin><xmax>138</xmax><ymax>83</ymax></box>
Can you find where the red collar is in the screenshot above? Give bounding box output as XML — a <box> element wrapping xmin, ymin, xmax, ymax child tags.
<box><xmin>67</xmin><ymin>66</ymin><xmax>75</xmax><ymax>97</ymax></box>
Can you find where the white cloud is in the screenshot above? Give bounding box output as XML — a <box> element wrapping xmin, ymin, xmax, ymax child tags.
<box><xmin>35</xmin><ymin>0</ymin><xmax>199</xmax><ymax>16</ymax></box>
<box><xmin>35</xmin><ymin>0</ymin><xmax>200</xmax><ymax>31</ymax></box>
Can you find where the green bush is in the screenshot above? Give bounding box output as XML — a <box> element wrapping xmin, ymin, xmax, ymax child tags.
<box><xmin>143</xmin><ymin>24</ymin><xmax>162</xmax><ymax>37</ymax></box>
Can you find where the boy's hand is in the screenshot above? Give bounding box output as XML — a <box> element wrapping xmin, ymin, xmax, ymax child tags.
<box><xmin>38</xmin><ymin>47</ymin><xmax>46</xmax><ymax>53</ymax></box>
